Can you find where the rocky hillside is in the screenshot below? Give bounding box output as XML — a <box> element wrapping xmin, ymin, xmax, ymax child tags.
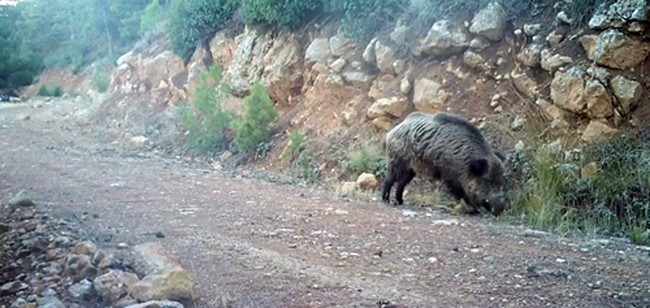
<box><xmin>28</xmin><ymin>0</ymin><xmax>650</xmax><ymax>182</ymax></box>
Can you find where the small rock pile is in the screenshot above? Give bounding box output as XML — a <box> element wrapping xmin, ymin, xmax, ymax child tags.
<box><xmin>0</xmin><ymin>192</ymin><xmax>195</xmax><ymax>308</ymax></box>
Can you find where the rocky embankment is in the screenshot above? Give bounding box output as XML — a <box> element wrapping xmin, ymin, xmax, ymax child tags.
<box><xmin>0</xmin><ymin>192</ymin><xmax>199</xmax><ymax>308</ymax></box>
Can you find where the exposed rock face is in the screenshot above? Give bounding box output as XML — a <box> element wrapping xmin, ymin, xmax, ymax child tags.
<box><xmin>329</xmin><ymin>33</ymin><xmax>354</xmax><ymax>57</ymax></box>
<box><xmin>374</xmin><ymin>40</ymin><xmax>398</xmax><ymax>74</ymax></box>
<box><xmin>412</xmin><ymin>78</ymin><xmax>450</xmax><ymax>114</ymax></box>
<box><xmin>609</xmin><ymin>75</ymin><xmax>643</xmax><ymax>115</ymax></box>
<box><xmin>550</xmin><ymin>66</ymin><xmax>625</xmax><ymax>120</ymax></box>
<box><xmin>367</xmin><ymin>96</ymin><xmax>409</xmax><ymax>119</ymax></box>
<box><xmin>584</xmin><ymin>80</ymin><xmax>613</xmax><ymax>118</ymax></box>
<box><xmin>463</xmin><ymin>51</ymin><xmax>488</xmax><ymax>70</ymax></box>
<box><xmin>540</xmin><ymin>49</ymin><xmax>573</xmax><ymax>73</ymax></box>
<box><xmin>517</xmin><ymin>44</ymin><xmax>544</xmax><ymax>67</ymax></box>
<box><xmin>550</xmin><ymin>67</ymin><xmax>589</xmax><ymax>113</ymax></box>
<box><xmin>510</xmin><ymin>69</ymin><xmax>539</xmax><ymax>100</ymax></box>
<box><xmin>579</xmin><ymin>29</ymin><xmax>650</xmax><ymax>69</ymax></box>
<box><xmin>362</xmin><ymin>38</ymin><xmax>378</xmax><ymax>63</ymax></box>
<box><xmin>223</xmin><ymin>28</ymin><xmax>303</xmax><ymax>105</ymax></box>
<box><xmin>416</xmin><ymin>20</ymin><xmax>471</xmax><ymax>56</ymax></box>
<box><xmin>469</xmin><ymin>1</ymin><xmax>508</xmax><ymax>41</ymax></box>
<box><xmin>582</xmin><ymin>120</ymin><xmax>620</xmax><ymax>144</ymax></box>
<box><xmin>588</xmin><ymin>0</ymin><xmax>648</xmax><ymax>30</ymax></box>
<box><xmin>305</xmin><ymin>37</ymin><xmax>332</xmax><ymax>64</ymax></box>
<box><xmin>130</xmin><ymin>243</ymin><xmax>195</xmax><ymax>302</ymax></box>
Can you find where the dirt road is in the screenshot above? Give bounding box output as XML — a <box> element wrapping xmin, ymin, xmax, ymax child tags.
<box><xmin>1</xmin><ymin>98</ymin><xmax>649</xmax><ymax>307</ymax></box>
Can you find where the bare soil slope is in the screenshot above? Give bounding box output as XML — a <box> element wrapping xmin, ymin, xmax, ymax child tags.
<box><xmin>1</xmin><ymin>98</ymin><xmax>649</xmax><ymax>307</ymax></box>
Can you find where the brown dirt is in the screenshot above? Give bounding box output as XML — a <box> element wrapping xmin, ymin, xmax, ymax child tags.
<box><xmin>1</xmin><ymin>98</ymin><xmax>649</xmax><ymax>308</ymax></box>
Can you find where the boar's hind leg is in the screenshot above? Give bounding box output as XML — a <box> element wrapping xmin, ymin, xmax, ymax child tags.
<box><xmin>382</xmin><ymin>159</ymin><xmax>414</xmax><ymax>205</ymax></box>
<box><xmin>394</xmin><ymin>169</ymin><xmax>416</xmax><ymax>205</ymax></box>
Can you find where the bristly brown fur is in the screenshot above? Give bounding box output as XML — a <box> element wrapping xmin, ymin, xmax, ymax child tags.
<box><xmin>381</xmin><ymin>111</ymin><xmax>508</xmax><ymax>215</ymax></box>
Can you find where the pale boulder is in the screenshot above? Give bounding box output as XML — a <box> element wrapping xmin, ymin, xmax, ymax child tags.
<box><xmin>469</xmin><ymin>2</ymin><xmax>508</xmax><ymax>41</ymax></box>
<box><xmin>581</xmin><ymin>120</ymin><xmax>620</xmax><ymax>144</ymax></box>
<box><xmin>416</xmin><ymin>20</ymin><xmax>471</xmax><ymax>56</ymax></box>
<box><xmin>367</xmin><ymin>96</ymin><xmax>410</xmax><ymax>119</ymax></box>
<box><xmin>356</xmin><ymin>173</ymin><xmax>379</xmax><ymax>190</ymax></box>
<box><xmin>413</xmin><ymin>78</ymin><xmax>450</xmax><ymax>114</ymax></box>
<box><xmin>579</xmin><ymin>29</ymin><xmax>650</xmax><ymax>69</ymax></box>
<box><xmin>609</xmin><ymin>75</ymin><xmax>643</xmax><ymax>114</ymax></box>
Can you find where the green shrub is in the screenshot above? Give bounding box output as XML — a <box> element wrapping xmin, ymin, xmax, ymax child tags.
<box><xmin>37</xmin><ymin>84</ymin><xmax>50</xmax><ymax>96</ymax></box>
<box><xmin>168</xmin><ymin>0</ymin><xmax>239</xmax><ymax>61</ymax></box>
<box><xmin>180</xmin><ymin>64</ymin><xmax>233</xmax><ymax>154</ymax></box>
<box><xmin>564</xmin><ymin>0</ymin><xmax>610</xmax><ymax>29</ymax></box>
<box><xmin>231</xmin><ymin>81</ymin><xmax>279</xmax><ymax>153</ymax></box>
<box><xmin>242</xmin><ymin>0</ymin><xmax>321</xmax><ymax>29</ymax></box>
<box><xmin>91</xmin><ymin>64</ymin><xmax>111</xmax><ymax>93</ymax></box>
<box><xmin>344</xmin><ymin>141</ymin><xmax>387</xmax><ymax>179</ymax></box>
<box><xmin>140</xmin><ymin>0</ymin><xmax>170</xmax><ymax>37</ymax></box>
<box><xmin>507</xmin><ymin>131</ymin><xmax>650</xmax><ymax>244</ymax></box>
<box><xmin>52</xmin><ymin>85</ymin><xmax>63</xmax><ymax>97</ymax></box>
<box><xmin>299</xmin><ymin>152</ymin><xmax>319</xmax><ymax>183</ymax></box>
<box><xmin>286</xmin><ymin>130</ymin><xmax>306</xmax><ymax>162</ymax></box>
<box><xmin>327</xmin><ymin>0</ymin><xmax>406</xmax><ymax>41</ymax></box>
<box><xmin>37</xmin><ymin>84</ymin><xmax>64</xmax><ymax>97</ymax></box>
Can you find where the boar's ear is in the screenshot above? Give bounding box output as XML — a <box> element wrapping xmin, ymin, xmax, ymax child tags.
<box><xmin>469</xmin><ymin>158</ymin><xmax>489</xmax><ymax>177</ymax></box>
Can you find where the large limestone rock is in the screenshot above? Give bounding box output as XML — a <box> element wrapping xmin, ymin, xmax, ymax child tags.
<box><xmin>342</xmin><ymin>71</ymin><xmax>374</xmax><ymax>88</ymax></box>
<box><xmin>362</xmin><ymin>38</ymin><xmax>378</xmax><ymax>63</ymax></box>
<box><xmin>463</xmin><ymin>51</ymin><xmax>488</xmax><ymax>70</ymax></box>
<box><xmin>139</xmin><ymin>51</ymin><xmax>186</xmax><ymax>90</ymax></box>
<box><xmin>130</xmin><ymin>267</ymin><xmax>195</xmax><ymax>302</ymax></box>
<box><xmin>469</xmin><ymin>2</ymin><xmax>508</xmax><ymax>41</ymax></box>
<box><xmin>550</xmin><ymin>67</ymin><xmax>588</xmax><ymax>113</ymax></box>
<box><xmin>550</xmin><ymin>66</ymin><xmax>615</xmax><ymax>118</ymax></box>
<box><xmin>224</xmin><ymin>28</ymin><xmax>303</xmax><ymax>105</ymax></box>
<box><xmin>305</xmin><ymin>37</ymin><xmax>332</xmax><ymax>63</ymax></box>
<box><xmin>413</xmin><ymin>78</ymin><xmax>450</xmax><ymax>113</ymax></box>
<box><xmin>510</xmin><ymin>69</ymin><xmax>538</xmax><ymax>100</ymax></box>
<box><xmin>367</xmin><ymin>96</ymin><xmax>409</xmax><ymax>119</ymax></box>
<box><xmin>129</xmin><ymin>243</ymin><xmax>195</xmax><ymax>302</ymax></box>
<box><xmin>540</xmin><ymin>49</ymin><xmax>573</xmax><ymax>73</ymax></box>
<box><xmin>517</xmin><ymin>44</ymin><xmax>544</xmax><ymax>67</ymax></box>
<box><xmin>329</xmin><ymin>33</ymin><xmax>353</xmax><ymax>57</ymax></box>
<box><xmin>415</xmin><ymin>20</ymin><xmax>471</xmax><ymax>56</ymax></box>
<box><xmin>93</xmin><ymin>270</ymin><xmax>141</xmax><ymax>303</ymax></box>
<box><xmin>374</xmin><ymin>40</ymin><xmax>398</xmax><ymax>74</ymax></box>
<box><xmin>609</xmin><ymin>75</ymin><xmax>643</xmax><ymax>114</ymax></box>
<box><xmin>585</xmin><ymin>80</ymin><xmax>614</xmax><ymax>118</ymax></box>
<box><xmin>356</xmin><ymin>173</ymin><xmax>379</xmax><ymax>190</ymax></box>
<box><xmin>579</xmin><ymin>29</ymin><xmax>650</xmax><ymax>69</ymax></box>
<box><xmin>588</xmin><ymin>0</ymin><xmax>648</xmax><ymax>30</ymax></box>
<box><xmin>581</xmin><ymin>120</ymin><xmax>620</xmax><ymax>144</ymax></box>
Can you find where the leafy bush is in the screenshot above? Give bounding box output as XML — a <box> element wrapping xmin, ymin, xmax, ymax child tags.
<box><xmin>0</xmin><ymin>5</ymin><xmax>43</xmax><ymax>92</ymax></box>
<box><xmin>327</xmin><ymin>0</ymin><xmax>406</xmax><ymax>41</ymax></box>
<box><xmin>168</xmin><ymin>0</ymin><xmax>239</xmax><ymax>61</ymax></box>
<box><xmin>299</xmin><ymin>152</ymin><xmax>319</xmax><ymax>183</ymax></box>
<box><xmin>242</xmin><ymin>0</ymin><xmax>321</xmax><ymax>29</ymax></box>
<box><xmin>37</xmin><ymin>84</ymin><xmax>49</xmax><ymax>96</ymax></box>
<box><xmin>91</xmin><ymin>63</ymin><xmax>111</xmax><ymax>93</ymax></box>
<box><xmin>179</xmin><ymin>64</ymin><xmax>233</xmax><ymax>154</ymax></box>
<box><xmin>37</xmin><ymin>84</ymin><xmax>64</xmax><ymax>97</ymax></box>
<box><xmin>285</xmin><ymin>130</ymin><xmax>306</xmax><ymax>162</ymax></box>
<box><xmin>231</xmin><ymin>81</ymin><xmax>279</xmax><ymax>153</ymax></box>
<box><xmin>507</xmin><ymin>131</ymin><xmax>650</xmax><ymax>245</ymax></box>
<box><xmin>140</xmin><ymin>0</ymin><xmax>170</xmax><ymax>37</ymax></box>
<box><xmin>344</xmin><ymin>141</ymin><xmax>387</xmax><ymax>179</ymax></box>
